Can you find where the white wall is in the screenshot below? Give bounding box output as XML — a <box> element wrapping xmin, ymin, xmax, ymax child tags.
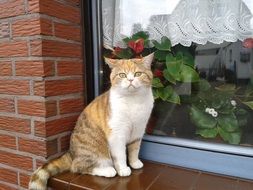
<box><xmin>196</xmin><ymin>41</ymin><xmax>253</xmax><ymax>80</ymax></box>
<box><xmin>195</xmin><ymin>55</ymin><xmax>217</xmax><ymax>70</ymax></box>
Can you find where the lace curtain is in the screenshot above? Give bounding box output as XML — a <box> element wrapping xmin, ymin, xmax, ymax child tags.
<box><xmin>102</xmin><ymin>0</ymin><xmax>253</xmax><ymax>48</ymax></box>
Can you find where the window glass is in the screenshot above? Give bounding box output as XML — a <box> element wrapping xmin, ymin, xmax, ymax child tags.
<box><xmin>101</xmin><ymin>0</ymin><xmax>253</xmax><ymax>147</ymax></box>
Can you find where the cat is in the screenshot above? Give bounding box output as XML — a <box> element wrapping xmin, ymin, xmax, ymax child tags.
<box><xmin>28</xmin><ymin>53</ymin><xmax>154</xmax><ymax>190</ymax></box>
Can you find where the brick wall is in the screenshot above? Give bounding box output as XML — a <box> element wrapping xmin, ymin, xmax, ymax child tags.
<box><xmin>0</xmin><ymin>0</ymin><xmax>84</xmax><ymax>189</ymax></box>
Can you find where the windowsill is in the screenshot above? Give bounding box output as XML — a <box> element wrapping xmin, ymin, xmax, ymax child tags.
<box><xmin>48</xmin><ymin>160</ymin><xmax>253</xmax><ymax>190</ymax></box>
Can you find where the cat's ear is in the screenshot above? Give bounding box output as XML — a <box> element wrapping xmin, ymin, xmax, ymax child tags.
<box><xmin>104</xmin><ymin>57</ymin><xmax>118</xmax><ymax>68</ymax></box>
<box><xmin>142</xmin><ymin>53</ymin><xmax>154</xmax><ymax>69</ymax></box>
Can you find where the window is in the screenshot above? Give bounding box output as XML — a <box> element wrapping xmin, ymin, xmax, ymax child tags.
<box><xmin>85</xmin><ymin>0</ymin><xmax>253</xmax><ymax>180</ymax></box>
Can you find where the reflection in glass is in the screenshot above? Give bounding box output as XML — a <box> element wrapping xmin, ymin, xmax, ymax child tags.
<box><xmin>148</xmin><ymin>41</ymin><xmax>253</xmax><ymax>146</ymax></box>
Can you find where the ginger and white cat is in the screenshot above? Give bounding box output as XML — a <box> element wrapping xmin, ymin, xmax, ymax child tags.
<box><xmin>29</xmin><ymin>53</ymin><xmax>154</xmax><ymax>190</ymax></box>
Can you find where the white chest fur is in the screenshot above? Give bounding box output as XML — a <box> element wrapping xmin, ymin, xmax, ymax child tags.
<box><xmin>108</xmin><ymin>88</ymin><xmax>154</xmax><ymax>144</ymax></box>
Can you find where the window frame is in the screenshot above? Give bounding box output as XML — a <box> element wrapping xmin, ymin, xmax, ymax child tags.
<box><xmin>82</xmin><ymin>0</ymin><xmax>253</xmax><ymax>180</ymax></box>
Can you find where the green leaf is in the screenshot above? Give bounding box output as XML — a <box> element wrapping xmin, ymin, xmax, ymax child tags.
<box><xmin>197</xmin><ymin>80</ymin><xmax>211</xmax><ymax>91</ymax></box>
<box><xmin>157</xmin><ymin>86</ymin><xmax>173</xmax><ymax>101</ymax></box>
<box><xmin>163</xmin><ymin>69</ymin><xmax>176</xmax><ymax>84</ymax></box>
<box><xmin>215</xmin><ymin>84</ymin><xmax>237</xmax><ymax>92</ymax></box>
<box><xmin>218</xmin><ymin>126</ymin><xmax>230</xmax><ymax>142</ymax></box>
<box><xmin>245</xmin><ymin>86</ymin><xmax>253</xmax><ymax>98</ymax></box>
<box><xmin>190</xmin><ymin>106</ymin><xmax>217</xmax><ymax>129</ymax></box>
<box><xmin>123</xmin><ymin>37</ymin><xmax>131</xmax><ymax>44</ymax></box>
<box><xmin>167</xmin><ymin>90</ymin><xmax>180</xmax><ymax>104</ymax></box>
<box><xmin>154</xmin><ymin>50</ymin><xmax>168</xmax><ymax>61</ymax></box>
<box><xmin>242</xmin><ymin>101</ymin><xmax>253</xmax><ymax>110</ymax></box>
<box><xmin>152</xmin><ymin>78</ymin><xmax>164</xmax><ymax>88</ymax></box>
<box><xmin>182</xmin><ymin>52</ymin><xmax>195</xmax><ymax>68</ymax></box>
<box><xmin>228</xmin><ymin>132</ymin><xmax>242</xmax><ymax>144</ymax></box>
<box><xmin>217</xmin><ymin>113</ymin><xmax>239</xmax><ymax>132</ymax></box>
<box><xmin>152</xmin><ymin>36</ymin><xmax>171</xmax><ymax>51</ymax></box>
<box><xmin>132</xmin><ymin>31</ymin><xmax>149</xmax><ymax>41</ymax></box>
<box><xmin>218</xmin><ymin>127</ymin><xmax>241</xmax><ymax>145</ymax></box>
<box><xmin>152</xmin><ymin>89</ymin><xmax>159</xmax><ymax>100</ymax></box>
<box><xmin>236</xmin><ymin>108</ymin><xmax>248</xmax><ymax>115</ymax></box>
<box><xmin>175</xmin><ymin>52</ymin><xmax>184</xmax><ymax>59</ymax></box>
<box><xmin>166</xmin><ymin>54</ymin><xmax>182</xmax><ymax>81</ymax></box>
<box><xmin>219</xmin><ymin>103</ymin><xmax>234</xmax><ymax>114</ymax></box>
<box><xmin>236</xmin><ymin>109</ymin><xmax>248</xmax><ymax>127</ymax></box>
<box><xmin>115</xmin><ymin>48</ymin><xmax>133</xmax><ymax>59</ymax></box>
<box><xmin>123</xmin><ymin>32</ymin><xmax>149</xmax><ymax>45</ymax></box>
<box><xmin>196</xmin><ymin>128</ymin><xmax>218</xmax><ymax>138</ymax></box>
<box><xmin>144</xmin><ymin>39</ymin><xmax>150</xmax><ymax>48</ymax></box>
<box><xmin>180</xmin><ymin>65</ymin><xmax>199</xmax><ymax>82</ymax></box>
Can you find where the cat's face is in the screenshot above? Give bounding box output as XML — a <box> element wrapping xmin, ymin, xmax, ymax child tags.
<box><xmin>105</xmin><ymin>53</ymin><xmax>154</xmax><ymax>93</ymax></box>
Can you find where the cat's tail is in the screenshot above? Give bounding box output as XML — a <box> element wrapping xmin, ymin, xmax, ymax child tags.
<box><xmin>28</xmin><ymin>152</ymin><xmax>72</xmax><ymax>190</ymax></box>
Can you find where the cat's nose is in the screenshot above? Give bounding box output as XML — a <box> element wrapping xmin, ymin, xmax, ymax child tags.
<box><xmin>128</xmin><ymin>79</ymin><xmax>134</xmax><ymax>82</ymax></box>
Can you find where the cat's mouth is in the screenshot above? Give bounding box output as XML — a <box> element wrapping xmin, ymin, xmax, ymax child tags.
<box><xmin>128</xmin><ymin>84</ymin><xmax>137</xmax><ymax>89</ymax></box>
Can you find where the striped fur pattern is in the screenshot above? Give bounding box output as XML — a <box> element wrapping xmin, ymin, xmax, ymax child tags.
<box><xmin>29</xmin><ymin>53</ymin><xmax>154</xmax><ymax>190</ymax></box>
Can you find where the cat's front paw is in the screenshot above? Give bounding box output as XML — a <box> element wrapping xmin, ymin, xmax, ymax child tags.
<box><xmin>92</xmin><ymin>167</ymin><xmax>117</xmax><ymax>178</ymax></box>
<box><xmin>117</xmin><ymin>166</ymin><xmax>131</xmax><ymax>177</ymax></box>
<box><xmin>130</xmin><ymin>160</ymin><xmax>143</xmax><ymax>169</ymax></box>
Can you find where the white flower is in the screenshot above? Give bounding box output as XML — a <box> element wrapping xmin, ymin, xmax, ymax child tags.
<box><xmin>231</xmin><ymin>100</ymin><xmax>237</xmax><ymax>106</ymax></box>
<box><xmin>212</xmin><ymin>111</ymin><xmax>218</xmax><ymax>118</ymax></box>
<box><xmin>209</xmin><ymin>108</ymin><xmax>215</xmax><ymax>114</ymax></box>
<box><xmin>205</xmin><ymin>107</ymin><xmax>218</xmax><ymax>117</ymax></box>
<box><xmin>205</xmin><ymin>108</ymin><xmax>210</xmax><ymax>113</ymax></box>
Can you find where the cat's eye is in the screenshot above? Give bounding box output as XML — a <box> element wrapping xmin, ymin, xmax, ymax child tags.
<box><xmin>118</xmin><ymin>73</ymin><xmax>127</xmax><ymax>78</ymax></box>
<box><xmin>134</xmin><ymin>72</ymin><xmax>142</xmax><ymax>77</ymax></box>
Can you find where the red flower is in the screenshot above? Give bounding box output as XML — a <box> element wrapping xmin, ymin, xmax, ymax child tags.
<box><xmin>154</xmin><ymin>69</ymin><xmax>163</xmax><ymax>78</ymax></box>
<box><xmin>112</xmin><ymin>47</ymin><xmax>122</xmax><ymax>54</ymax></box>
<box><xmin>110</xmin><ymin>47</ymin><xmax>123</xmax><ymax>58</ymax></box>
<box><xmin>128</xmin><ymin>38</ymin><xmax>144</xmax><ymax>54</ymax></box>
<box><xmin>243</xmin><ymin>38</ymin><xmax>253</xmax><ymax>49</ymax></box>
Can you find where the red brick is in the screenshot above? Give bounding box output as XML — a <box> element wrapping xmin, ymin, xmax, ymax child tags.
<box><xmin>0</xmin><ymin>151</ymin><xmax>33</xmax><ymax>171</ymax></box>
<box><xmin>28</xmin><ymin>0</ymin><xmax>40</xmax><ymax>13</ymax></box>
<box><xmin>66</xmin><ymin>0</ymin><xmax>80</xmax><ymax>5</ymax></box>
<box><xmin>18</xmin><ymin>138</ymin><xmax>57</xmax><ymax>157</ymax></box>
<box><xmin>45</xmin><ymin>100</ymin><xmax>58</xmax><ymax>117</ymax></box>
<box><xmin>19</xmin><ymin>173</ymin><xmax>30</xmax><ymax>189</ymax></box>
<box><xmin>0</xmin><ymin>22</ymin><xmax>9</xmax><ymax>38</ymax></box>
<box><xmin>29</xmin><ymin>0</ymin><xmax>80</xmax><ymax>24</ymax></box>
<box><xmin>30</xmin><ymin>39</ymin><xmax>82</xmax><ymax>58</ymax></box>
<box><xmin>35</xmin><ymin>159</ymin><xmax>46</xmax><ymax>168</ymax></box>
<box><xmin>0</xmin><ymin>134</ymin><xmax>16</xmax><ymax>149</ymax></box>
<box><xmin>0</xmin><ymin>98</ymin><xmax>15</xmax><ymax>112</ymax></box>
<box><xmin>60</xmin><ymin>134</ymin><xmax>71</xmax><ymax>152</ymax></box>
<box><xmin>0</xmin><ymin>168</ymin><xmax>17</xmax><ymax>184</ymax></box>
<box><xmin>33</xmin><ymin>81</ymin><xmax>44</xmax><ymax>96</ymax></box>
<box><xmin>47</xmin><ymin>139</ymin><xmax>58</xmax><ymax>156</ymax></box>
<box><xmin>34</xmin><ymin>79</ymin><xmax>83</xmax><ymax>96</ymax></box>
<box><xmin>17</xmin><ymin>100</ymin><xmax>57</xmax><ymax>117</ymax></box>
<box><xmin>0</xmin><ymin>80</ymin><xmax>30</xmax><ymax>95</ymax></box>
<box><xmin>0</xmin><ymin>62</ymin><xmax>12</xmax><ymax>76</ymax></box>
<box><xmin>0</xmin><ymin>116</ymin><xmax>30</xmax><ymax>134</ymax></box>
<box><xmin>0</xmin><ymin>0</ymin><xmax>25</xmax><ymax>19</ymax></box>
<box><xmin>59</xmin><ymin>98</ymin><xmax>84</xmax><ymax>114</ymax></box>
<box><xmin>57</xmin><ymin>61</ymin><xmax>83</xmax><ymax>76</ymax></box>
<box><xmin>35</xmin><ymin>115</ymin><xmax>78</xmax><ymax>137</ymax></box>
<box><xmin>12</xmin><ymin>17</ymin><xmax>52</xmax><ymax>37</ymax></box>
<box><xmin>54</xmin><ymin>22</ymin><xmax>81</xmax><ymax>41</ymax></box>
<box><xmin>66</xmin><ymin>0</ymin><xmax>80</xmax><ymax>6</ymax></box>
<box><xmin>0</xmin><ymin>183</ymin><xmax>17</xmax><ymax>190</ymax></box>
<box><xmin>15</xmin><ymin>60</ymin><xmax>54</xmax><ymax>77</ymax></box>
<box><xmin>18</xmin><ymin>138</ymin><xmax>45</xmax><ymax>156</ymax></box>
<box><xmin>0</xmin><ymin>41</ymin><xmax>28</xmax><ymax>57</ymax></box>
